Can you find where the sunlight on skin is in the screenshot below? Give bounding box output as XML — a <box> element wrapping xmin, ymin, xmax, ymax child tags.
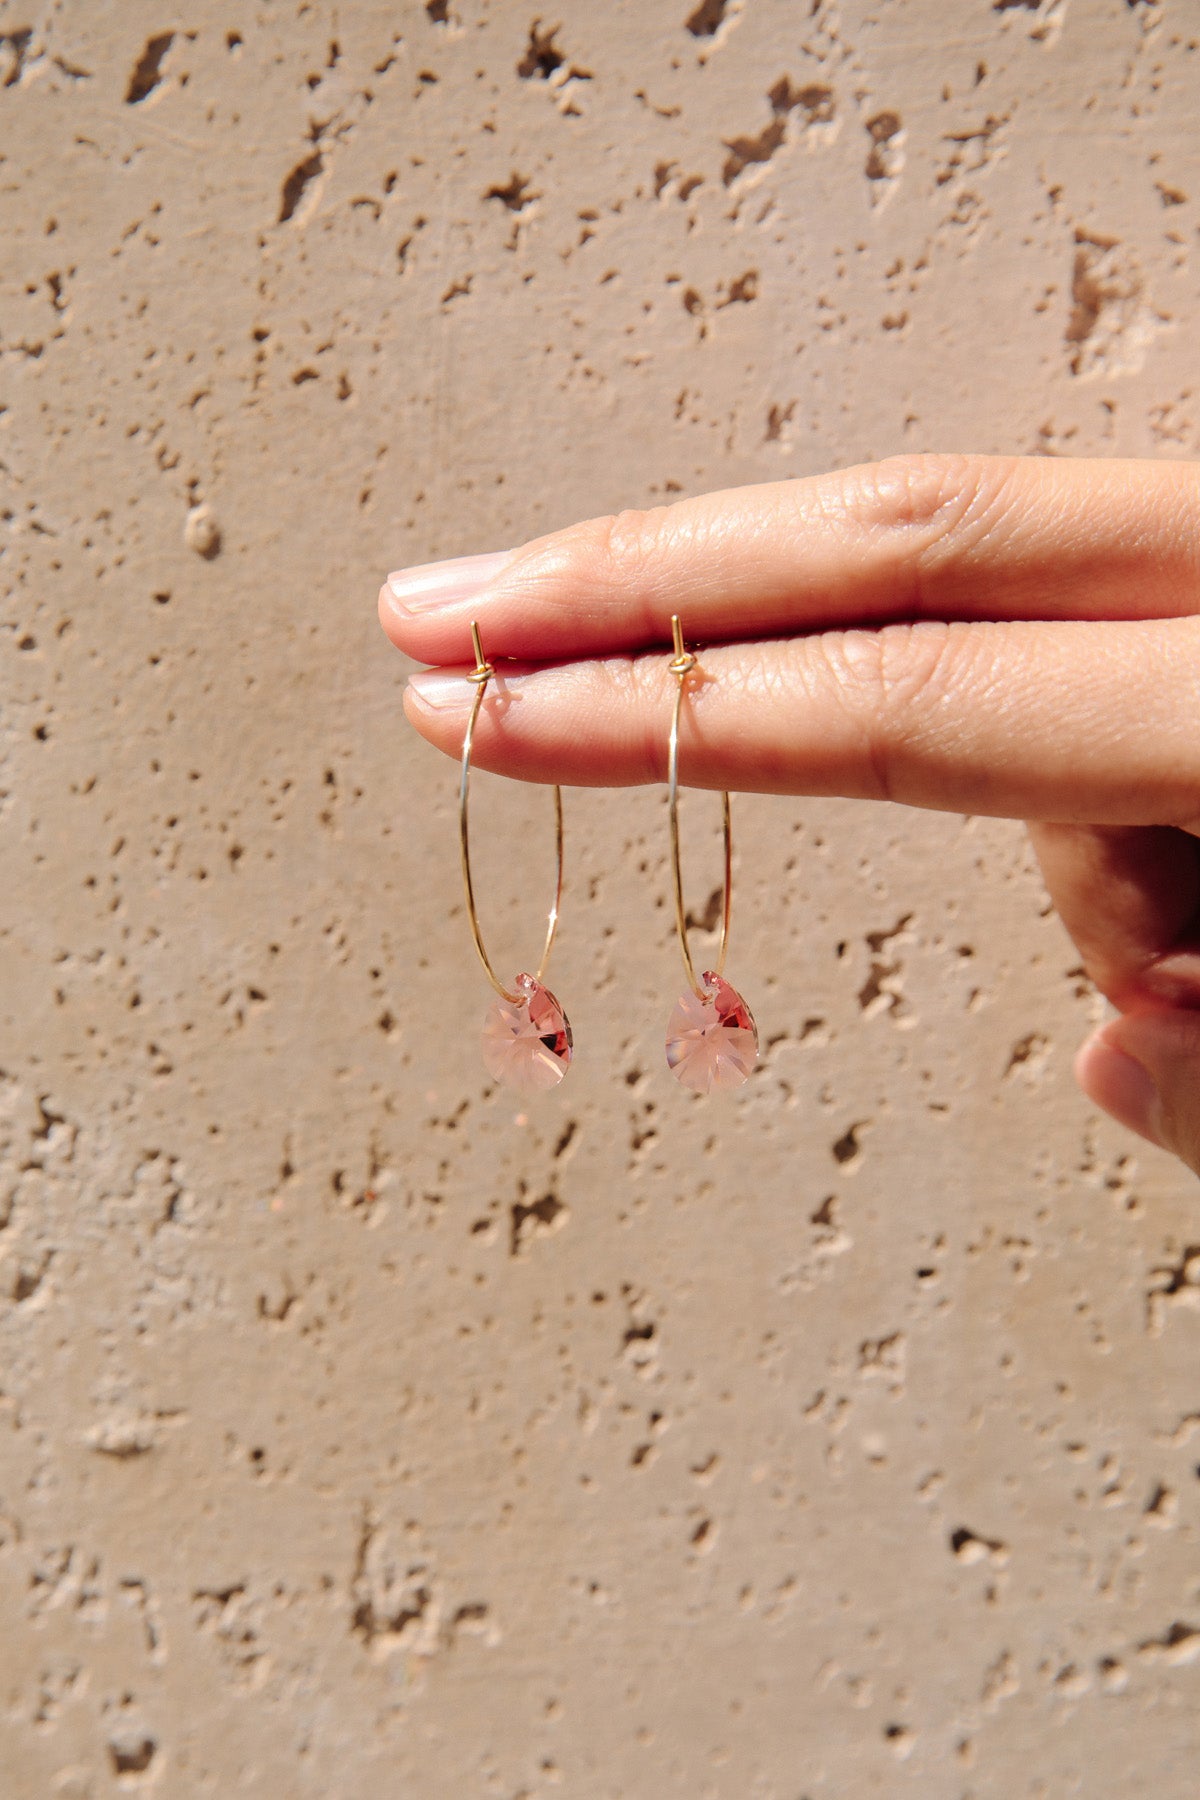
<box><xmin>381</xmin><ymin>454</ymin><xmax>1200</xmax><ymax>1176</ymax></box>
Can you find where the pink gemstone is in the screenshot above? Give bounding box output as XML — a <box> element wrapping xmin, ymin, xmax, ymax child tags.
<box><xmin>482</xmin><ymin>973</ymin><xmax>573</xmax><ymax>1092</ymax></box>
<box><xmin>665</xmin><ymin>970</ymin><xmax>758</xmax><ymax>1094</ymax></box>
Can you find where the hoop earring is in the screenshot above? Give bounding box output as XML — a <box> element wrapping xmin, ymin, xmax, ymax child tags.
<box><xmin>663</xmin><ymin>615</ymin><xmax>758</xmax><ymax>1093</ymax></box>
<box><xmin>460</xmin><ymin>621</ymin><xmax>573</xmax><ymax>1092</ymax></box>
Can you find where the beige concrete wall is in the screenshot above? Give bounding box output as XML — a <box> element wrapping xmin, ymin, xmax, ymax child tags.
<box><xmin>2</xmin><ymin>1</ymin><xmax>1198</xmax><ymax>1794</ymax></box>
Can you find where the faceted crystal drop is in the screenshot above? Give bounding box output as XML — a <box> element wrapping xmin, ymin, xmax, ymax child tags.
<box><xmin>482</xmin><ymin>972</ymin><xmax>573</xmax><ymax>1092</ymax></box>
<box><xmin>665</xmin><ymin>970</ymin><xmax>758</xmax><ymax>1094</ymax></box>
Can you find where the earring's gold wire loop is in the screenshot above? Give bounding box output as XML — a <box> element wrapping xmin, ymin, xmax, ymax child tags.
<box><xmin>459</xmin><ymin>620</ymin><xmax>563</xmax><ymax>1005</ymax></box>
<box><xmin>667</xmin><ymin>613</ymin><xmax>732</xmax><ymax>1000</ymax></box>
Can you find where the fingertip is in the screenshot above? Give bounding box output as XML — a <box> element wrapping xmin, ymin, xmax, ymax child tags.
<box><xmin>1074</xmin><ymin>1024</ymin><xmax>1165</xmax><ymax>1147</ymax></box>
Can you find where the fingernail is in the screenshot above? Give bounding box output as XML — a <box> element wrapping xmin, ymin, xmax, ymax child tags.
<box><xmin>406</xmin><ymin>670</ymin><xmax>474</xmax><ymax>712</ymax></box>
<box><xmin>1136</xmin><ymin>948</ymin><xmax>1200</xmax><ymax>1009</ymax></box>
<box><xmin>385</xmin><ymin>549</ymin><xmax>515</xmax><ymax>614</ymax></box>
<box><xmin>1075</xmin><ymin>1033</ymin><xmax>1164</xmax><ymax>1146</ymax></box>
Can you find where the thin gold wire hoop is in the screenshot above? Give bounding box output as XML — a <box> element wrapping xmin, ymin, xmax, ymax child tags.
<box><xmin>459</xmin><ymin>620</ymin><xmax>563</xmax><ymax>1005</ymax></box>
<box><xmin>667</xmin><ymin>613</ymin><xmax>732</xmax><ymax>1000</ymax></box>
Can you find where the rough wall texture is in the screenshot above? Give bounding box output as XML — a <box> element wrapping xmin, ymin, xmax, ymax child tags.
<box><xmin>2</xmin><ymin>1</ymin><xmax>1199</xmax><ymax>1795</ymax></box>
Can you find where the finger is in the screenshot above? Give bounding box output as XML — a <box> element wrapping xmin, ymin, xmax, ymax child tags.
<box><xmin>1076</xmin><ymin>1009</ymin><xmax>1200</xmax><ymax>1176</ymax></box>
<box><xmin>403</xmin><ymin>615</ymin><xmax>1200</xmax><ymax>824</ymax></box>
<box><xmin>380</xmin><ymin>454</ymin><xmax>1200</xmax><ymax>667</ymax></box>
<box><xmin>1028</xmin><ymin>823</ymin><xmax>1200</xmax><ymax>1010</ymax></box>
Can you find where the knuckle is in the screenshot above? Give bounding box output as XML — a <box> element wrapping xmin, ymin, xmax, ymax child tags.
<box><xmin>816</xmin><ymin>621</ymin><xmax>970</xmax><ymax>801</ymax></box>
<box><xmin>833</xmin><ymin>453</ymin><xmax>1022</xmax><ymax>610</ymax></box>
<box><xmin>580</xmin><ymin>504</ymin><xmax>672</xmax><ymax>585</ymax></box>
<box><xmin>529</xmin><ymin>504</ymin><xmax>674</xmax><ymax>643</ymax></box>
<box><xmin>832</xmin><ymin>453</ymin><xmax>975</xmax><ymax>533</ymax></box>
<box><xmin>820</xmin><ymin>619</ymin><xmax>961</xmax><ymax>710</ymax></box>
<box><xmin>876</xmin><ymin>618</ymin><xmax>965</xmax><ymax>711</ymax></box>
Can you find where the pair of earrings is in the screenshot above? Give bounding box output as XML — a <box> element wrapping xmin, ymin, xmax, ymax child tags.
<box><xmin>458</xmin><ymin>616</ymin><xmax>758</xmax><ymax>1097</ymax></box>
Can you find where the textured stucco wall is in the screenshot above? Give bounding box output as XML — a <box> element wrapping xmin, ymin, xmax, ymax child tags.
<box><xmin>2</xmin><ymin>2</ymin><xmax>1199</xmax><ymax>1795</ymax></box>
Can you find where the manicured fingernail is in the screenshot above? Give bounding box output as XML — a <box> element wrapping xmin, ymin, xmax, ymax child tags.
<box><xmin>385</xmin><ymin>549</ymin><xmax>515</xmax><ymax>614</ymax></box>
<box><xmin>406</xmin><ymin>670</ymin><xmax>474</xmax><ymax>712</ymax></box>
<box><xmin>1075</xmin><ymin>1033</ymin><xmax>1163</xmax><ymax>1146</ymax></box>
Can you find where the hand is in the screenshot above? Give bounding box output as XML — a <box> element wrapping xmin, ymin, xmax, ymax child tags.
<box><xmin>379</xmin><ymin>452</ymin><xmax>1200</xmax><ymax>1175</ymax></box>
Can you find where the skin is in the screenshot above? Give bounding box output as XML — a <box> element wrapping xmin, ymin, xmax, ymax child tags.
<box><xmin>379</xmin><ymin>452</ymin><xmax>1200</xmax><ymax>1177</ymax></box>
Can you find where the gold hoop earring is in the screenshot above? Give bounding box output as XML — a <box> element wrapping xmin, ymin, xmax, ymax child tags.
<box><xmin>460</xmin><ymin>621</ymin><xmax>573</xmax><ymax>1092</ymax></box>
<box><xmin>663</xmin><ymin>615</ymin><xmax>758</xmax><ymax>1093</ymax></box>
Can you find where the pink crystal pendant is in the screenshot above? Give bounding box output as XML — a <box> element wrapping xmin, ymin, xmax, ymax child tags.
<box><xmin>482</xmin><ymin>972</ymin><xmax>573</xmax><ymax>1093</ymax></box>
<box><xmin>665</xmin><ymin>970</ymin><xmax>758</xmax><ymax>1094</ymax></box>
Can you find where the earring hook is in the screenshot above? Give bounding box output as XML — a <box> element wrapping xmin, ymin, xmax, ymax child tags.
<box><xmin>667</xmin><ymin>614</ymin><xmax>732</xmax><ymax>998</ymax></box>
<box><xmin>459</xmin><ymin>622</ymin><xmax>564</xmax><ymax>1004</ymax></box>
